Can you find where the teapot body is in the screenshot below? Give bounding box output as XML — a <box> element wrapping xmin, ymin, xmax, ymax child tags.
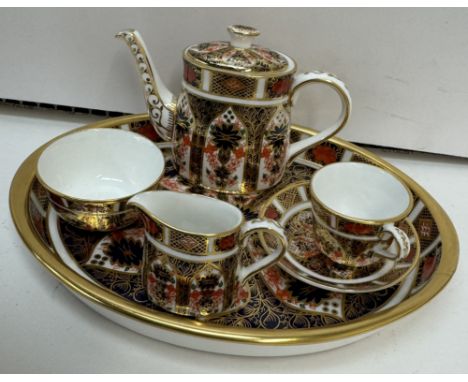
<box><xmin>173</xmin><ymin>57</ymin><xmax>295</xmax><ymax>193</ymax></box>
<box><xmin>174</xmin><ymin>93</ymin><xmax>291</xmax><ymax>194</ymax></box>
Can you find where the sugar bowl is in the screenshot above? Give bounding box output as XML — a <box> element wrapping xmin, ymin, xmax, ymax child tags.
<box><xmin>37</xmin><ymin>128</ymin><xmax>165</xmax><ymax>231</ymax></box>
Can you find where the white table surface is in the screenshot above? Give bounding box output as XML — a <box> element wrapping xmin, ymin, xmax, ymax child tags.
<box><xmin>0</xmin><ymin>104</ymin><xmax>466</xmax><ymax>373</ymax></box>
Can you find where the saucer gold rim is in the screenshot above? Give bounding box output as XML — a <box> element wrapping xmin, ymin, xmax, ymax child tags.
<box><xmin>10</xmin><ymin>113</ymin><xmax>459</xmax><ymax>346</ymax></box>
<box><xmin>280</xmin><ymin>219</ymin><xmax>420</xmax><ymax>293</ymax></box>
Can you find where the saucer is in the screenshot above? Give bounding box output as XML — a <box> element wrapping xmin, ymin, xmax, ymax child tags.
<box><xmin>314</xmin><ymin>224</ymin><xmax>383</xmax><ymax>268</ymax></box>
<box><xmin>258</xmin><ymin>181</ymin><xmax>421</xmax><ymax>293</ymax></box>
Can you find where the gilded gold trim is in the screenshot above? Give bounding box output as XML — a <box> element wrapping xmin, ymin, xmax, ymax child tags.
<box><xmin>309</xmin><ymin>162</ymin><xmax>414</xmax><ymax>226</ymax></box>
<box><xmin>228</xmin><ymin>25</ymin><xmax>260</xmax><ymax>37</ymax></box>
<box><xmin>182</xmin><ymin>58</ymin><xmax>294</xmax><ymax>102</ymax></box>
<box><xmin>200</xmin><ymin>68</ymin><xmax>206</xmax><ymax>91</ymax></box>
<box><xmin>286</xmin><ymin>77</ymin><xmax>351</xmax><ymax>163</ymax></box>
<box><xmin>258</xmin><ymin>180</ymin><xmax>310</xmax><ymax>217</ymax></box>
<box><xmin>130</xmin><ymin>196</ymin><xmax>245</xmax><ymax>239</ymax></box>
<box><xmin>147</xmin><ymin>230</ymin><xmax>238</xmax><ymax>259</ymax></box>
<box><xmin>182</xmin><ymin>80</ymin><xmax>289</xmax><ymax>107</ymax></box>
<box><xmin>258</xmin><ymin>203</ymin><xmax>421</xmax><ymax>293</ymax></box>
<box><xmin>183</xmin><ymin>80</ymin><xmax>289</xmax><ymax>103</ymax></box>
<box><xmin>9</xmin><ymin>113</ymin><xmax>459</xmax><ymax>346</ymax></box>
<box><xmin>36</xmin><ymin>128</ymin><xmax>164</xmax><ymax>204</ymax></box>
<box><xmin>37</xmin><ymin>168</ymin><xmax>163</xmax><ymax>205</ymax></box>
<box><xmin>183</xmin><ymin>49</ymin><xmax>297</xmax><ymax>79</ymax></box>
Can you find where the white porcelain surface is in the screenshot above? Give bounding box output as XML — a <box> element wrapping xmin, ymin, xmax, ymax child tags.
<box><xmin>37</xmin><ymin>128</ymin><xmax>164</xmax><ymax>200</ymax></box>
<box><xmin>76</xmin><ymin>289</ymin><xmax>377</xmax><ymax>357</ymax></box>
<box><xmin>128</xmin><ymin>191</ymin><xmax>243</xmax><ymax>235</ymax></box>
<box><xmin>311</xmin><ymin>162</ymin><xmax>412</xmax><ymax>221</ymax></box>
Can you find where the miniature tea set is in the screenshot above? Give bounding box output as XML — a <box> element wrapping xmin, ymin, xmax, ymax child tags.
<box><xmin>10</xmin><ymin>24</ymin><xmax>458</xmax><ymax>355</ymax></box>
<box><xmin>32</xmin><ymin>25</ymin><xmax>420</xmax><ymax>318</ymax></box>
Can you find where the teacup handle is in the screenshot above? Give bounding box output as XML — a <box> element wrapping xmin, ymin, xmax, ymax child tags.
<box><xmin>372</xmin><ymin>223</ymin><xmax>411</xmax><ymax>260</ymax></box>
<box><xmin>286</xmin><ymin>71</ymin><xmax>352</xmax><ymax>163</ymax></box>
<box><xmin>237</xmin><ymin>219</ymin><xmax>288</xmax><ymax>284</ymax></box>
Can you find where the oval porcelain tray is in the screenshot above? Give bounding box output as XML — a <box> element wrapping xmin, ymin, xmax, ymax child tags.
<box><xmin>9</xmin><ymin>114</ymin><xmax>458</xmax><ymax>357</ymax></box>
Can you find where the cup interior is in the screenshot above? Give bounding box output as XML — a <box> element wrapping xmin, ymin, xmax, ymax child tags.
<box><xmin>37</xmin><ymin>128</ymin><xmax>165</xmax><ymax>201</ymax></box>
<box><xmin>129</xmin><ymin>191</ymin><xmax>244</xmax><ymax>235</ymax></box>
<box><xmin>310</xmin><ymin>162</ymin><xmax>412</xmax><ymax>222</ymax></box>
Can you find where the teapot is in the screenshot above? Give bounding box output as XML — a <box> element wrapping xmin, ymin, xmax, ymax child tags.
<box><xmin>116</xmin><ymin>25</ymin><xmax>351</xmax><ymax>195</ymax></box>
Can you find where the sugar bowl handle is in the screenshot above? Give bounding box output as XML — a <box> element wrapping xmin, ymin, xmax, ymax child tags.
<box><xmin>286</xmin><ymin>71</ymin><xmax>352</xmax><ymax>162</ymax></box>
<box><xmin>237</xmin><ymin>219</ymin><xmax>288</xmax><ymax>284</ymax></box>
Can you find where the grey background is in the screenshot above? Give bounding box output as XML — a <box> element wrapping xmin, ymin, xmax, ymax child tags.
<box><xmin>1</xmin><ymin>8</ymin><xmax>468</xmax><ymax>156</ymax></box>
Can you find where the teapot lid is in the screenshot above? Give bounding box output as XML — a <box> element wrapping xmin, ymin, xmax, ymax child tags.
<box><xmin>184</xmin><ymin>25</ymin><xmax>294</xmax><ymax>75</ymax></box>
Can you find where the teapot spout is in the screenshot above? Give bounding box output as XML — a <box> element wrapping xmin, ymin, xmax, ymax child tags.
<box><xmin>116</xmin><ymin>29</ymin><xmax>176</xmax><ymax>142</ymax></box>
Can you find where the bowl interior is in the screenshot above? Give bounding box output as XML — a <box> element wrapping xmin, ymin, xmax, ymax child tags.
<box><xmin>37</xmin><ymin>128</ymin><xmax>164</xmax><ymax>201</ymax></box>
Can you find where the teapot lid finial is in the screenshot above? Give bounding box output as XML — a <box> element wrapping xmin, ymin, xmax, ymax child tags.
<box><xmin>228</xmin><ymin>25</ymin><xmax>260</xmax><ymax>48</ymax></box>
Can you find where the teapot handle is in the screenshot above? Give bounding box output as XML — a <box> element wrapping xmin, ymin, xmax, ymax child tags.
<box><xmin>286</xmin><ymin>71</ymin><xmax>352</xmax><ymax>163</ymax></box>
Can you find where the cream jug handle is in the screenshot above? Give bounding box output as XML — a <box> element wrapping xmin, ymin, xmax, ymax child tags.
<box><xmin>286</xmin><ymin>71</ymin><xmax>352</xmax><ymax>162</ymax></box>
<box><xmin>237</xmin><ymin>219</ymin><xmax>288</xmax><ymax>284</ymax></box>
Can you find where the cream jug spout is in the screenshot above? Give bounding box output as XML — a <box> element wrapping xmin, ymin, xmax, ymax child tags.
<box><xmin>127</xmin><ymin>191</ymin><xmax>156</xmax><ymax>216</ymax></box>
<box><xmin>116</xmin><ymin>29</ymin><xmax>177</xmax><ymax>141</ymax></box>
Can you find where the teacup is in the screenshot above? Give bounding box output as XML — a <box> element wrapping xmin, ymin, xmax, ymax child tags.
<box><xmin>37</xmin><ymin>128</ymin><xmax>165</xmax><ymax>231</ymax></box>
<box><xmin>309</xmin><ymin>162</ymin><xmax>414</xmax><ymax>265</ymax></box>
<box><xmin>128</xmin><ymin>191</ymin><xmax>288</xmax><ymax>318</ymax></box>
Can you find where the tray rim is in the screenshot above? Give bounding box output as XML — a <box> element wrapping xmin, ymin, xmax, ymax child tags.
<box><xmin>9</xmin><ymin>113</ymin><xmax>459</xmax><ymax>346</ymax></box>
